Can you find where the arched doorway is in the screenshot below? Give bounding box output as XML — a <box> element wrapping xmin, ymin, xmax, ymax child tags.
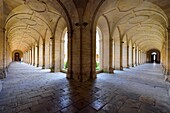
<box><xmin>147</xmin><ymin>50</ymin><xmax>160</xmax><ymax>63</ymax></box>
<box><xmin>151</xmin><ymin>52</ymin><xmax>157</xmax><ymax>63</ymax></box>
<box><xmin>12</xmin><ymin>50</ymin><xmax>23</xmax><ymax>62</ymax></box>
<box><xmin>14</xmin><ymin>52</ymin><xmax>20</xmax><ymax>61</ymax></box>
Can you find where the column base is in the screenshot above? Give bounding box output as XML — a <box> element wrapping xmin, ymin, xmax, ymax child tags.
<box><xmin>165</xmin><ymin>75</ymin><xmax>170</xmax><ymax>82</ymax></box>
<box><xmin>164</xmin><ymin>69</ymin><xmax>170</xmax><ymax>82</ymax></box>
<box><xmin>66</xmin><ymin>69</ymin><xmax>73</xmax><ymax>79</ymax></box>
<box><xmin>50</xmin><ymin>67</ymin><xmax>55</xmax><ymax>72</ymax></box>
<box><xmin>109</xmin><ymin>67</ymin><xmax>114</xmax><ymax>73</ymax></box>
<box><xmin>0</xmin><ymin>68</ymin><xmax>7</xmax><ymax>79</ymax></box>
<box><xmin>120</xmin><ymin>66</ymin><xmax>123</xmax><ymax>71</ymax></box>
<box><xmin>132</xmin><ymin>64</ymin><xmax>135</xmax><ymax>67</ymax></box>
<box><xmin>42</xmin><ymin>65</ymin><xmax>45</xmax><ymax>69</ymax></box>
<box><xmin>37</xmin><ymin>64</ymin><xmax>39</xmax><ymax>67</ymax></box>
<box><xmin>67</xmin><ymin>70</ymin><xmax>96</xmax><ymax>82</ymax></box>
<box><xmin>126</xmin><ymin>65</ymin><xmax>130</xmax><ymax>69</ymax></box>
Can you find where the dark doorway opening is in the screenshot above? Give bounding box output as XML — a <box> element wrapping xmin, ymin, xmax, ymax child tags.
<box><xmin>14</xmin><ymin>52</ymin><xmax>20</xmax><ymax>61</ymax></box>
<box><xmin>151</xmin><ymin>52</ymin><xmax>157</xmax><ymax>63</ymax></box>
<box><xmin>147</xmin><ymin>49</ymin><xmax>160</xmax><ymax>63</ymax></box>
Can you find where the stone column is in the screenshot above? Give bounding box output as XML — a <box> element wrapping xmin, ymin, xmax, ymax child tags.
<box><xmin>67</xmin><ymin>23</ymin><xmax>96</xmax><ymax>82</ymax></box>
<box><xmin>135</xmin><ymin>48</ymin><xmax>137</xmax><ymax>66</ymax></box>
<box><xmin>138</xmin><ymin>50</ymin><xmax>141</xmax><ymax>65</ymax></box>
<box><xmin>120</xmin><ymin>41</ymin><xmax>123</xmax><ymax>70</ymax></box>
<box><xmin>42</xmin><ymin>39</ymin><xmax>45</xmax><ymax>69</ymax></box>
<box><xmin>165</xmin><ymin>29</ymin><xmax>170</xmax><ymax>81</ymax></box>
<box><xmin>50</xmin><ymin>23</ymin><xmax>64</xmax><ymax>72</ymax></box>
<box><xmin>24</xmin><ymin>52</ymin><xmax>26</xmax><ymax>63</ymax></box>
<box><xmin>127</xmin><ymin>45</ymin><xmax>129</xmax><ymax>68</ymax></box>
<box><xmin>132</xmin><ymin>47</ymin><xmax>134</xmax><ymax>67</ymax></box>
<box><xmin>27</xmin><ymin>52</ymin><xmax>29</xmax><ymax>64</ymax></box>
<box><xmin>27</xmin><ymin>50</ymin><xmax>30</xmax><ymax>64</ymax></box>
<box><xmin>30</xmin><ymin>49</ymin><xmax>32</xmax><ymax>65</ymax></box>
<box><xmin>33</xmin><ymin>46</ymin><xmax>35</xmax><ymax>66</ymax></box>
<box><xmin>140</xmin><ymin>51</ymin><xmax>143</xmax><ymax>64</ymax></box>
<box><xmin>36</xmin><ymin>45</ymin><xmax>39</xmax><ymax>67</ymax></box>
<box><xmin>103</xmin><ymin>33</ymin><xmax>113</xmax><ymax>72</ymax></box>
<box><xmin>51</xmin><ymin>37</ymin><xmax>55</xmax><ymax>72</ymax></box>
<box><xmin>161</xmin><ymin>44</ymin><xmax>166</xmax><ymax>73</ymax></box>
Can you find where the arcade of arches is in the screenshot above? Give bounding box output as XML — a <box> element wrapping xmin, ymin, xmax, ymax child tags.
<box><xmin>1</xmin><ymin>0</ymin><xmax>170</xmax><ymax>81</ymax></box>
<box><xmin>0</xmin><ymin>0</ymin><xmax>170</xmax><ymax>113</ymax></box>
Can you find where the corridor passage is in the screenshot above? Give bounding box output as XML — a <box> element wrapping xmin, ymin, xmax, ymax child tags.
<box><xmin>0</xmin><ymin>63</ymin><xmax>170</xmax><ymax>113</ymax></box>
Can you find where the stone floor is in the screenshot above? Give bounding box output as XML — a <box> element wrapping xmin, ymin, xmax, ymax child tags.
<box><xmin>0</xmin><ymin>62</ymin><xmax>170</xmax><ymax>113</ymax></box>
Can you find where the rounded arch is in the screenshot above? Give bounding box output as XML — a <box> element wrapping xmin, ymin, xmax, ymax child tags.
<box><xmin>12</xmin><ymin>50</ymin><xmax>23</xmax><ymax>61</ymax></box>
<box><xmin>146</xmin><ymin>49</ymin><xmax>161</xmax><ymax>63</ymax></box>
<box><xmin>97</xmin><ymin>15</ymin><xmax>110</xmax><ymax>71</ymax></box>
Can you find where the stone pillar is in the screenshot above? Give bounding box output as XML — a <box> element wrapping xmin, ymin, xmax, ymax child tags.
<box><xmin>27</xmin><ymin>50</ymin><xmax>30</xmax><ymax>64</ymax></box>
<box><xmin>103</xmin><ymin>32</ymin><xmax>113</xmax><ymax>72</ymax></box>
<box><xmin>0</xmin><ymin>2</ymin><xmax>7</xmax><ymax>79</ymax></box>
<box><xmin>51</xmin><ymin>37</ymin><xmax>55</xmax><ymax>72</ymax></box>
<box><xmin>27</xmin><ymin>51</ymin><xmax>28</xmax><ymax>63</ymax></box>
<box><xmin>24</xmin><ymin>52</ymin><xmax>26</xmax><ymax>63</ymax></box>
<box><xmin>33</xmin><ymin>46</ymin><xmax>35</xmax><ymax>66</ymax></box>
<box><xmin>36</xmin><ymin>45</ymin><xmax>39</xmax><ymax>67</ymax></box>
<box><xmin>135</xmin><ymin>48</ymin><xmax>137</xmax><ymax>66</ymax></box>
<box><xmin>25</xmin><ymin>52</ymin><xmax>27</xmax><ymax>63</ymax></box>
<box><xmin>141</xmin><ymin>51</ymin><xmax>143</xmax><ymax>64</ymax></box>
<box><xmin>132</xmin><ymin>47</ymin><xmax>134</xmax><ymax>67</ymax></box>
<box><xmin>42</xmin><ymin>29</ymin><xmax>49</xmax><ymax>69</ymax></box>
<box><xmin>42</xmin><ymin>39</ymin><xmax>45</xmax><ymax>69</ymax></box>
<box><xmin>120</xmin><ymin>41</ymin><xmax>123</xmax><ymax>70</ymax></box>
<box><xmin>161</xmin><ymin>44</ymin><xmax>166</xmax><ymax>73</ymax></box>
<box><xmin>67</xmin><ymin>23</ymin><xmax>96</xmax><ymax>82</ymax></box>
<box><xmin>127</xmin><ymin>45</ymin><xmax>129</xmax><ymax>68</ymax></box>
<box><xmin>138</xmin><ymin>50</ymin><xmax>141</xmax><ymax>65</ymax></box>
<box><xmin>30</xmin><ymin>49</ymin><xmax>32</xmax><ymax>65</ymax></box>
<box><xmin>165</xmin><ymin>29</ymin><xmax>170</xmax><ymax>81</ymax></box>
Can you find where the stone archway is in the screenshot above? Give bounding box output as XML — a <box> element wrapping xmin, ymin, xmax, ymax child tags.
<box><xmin>12</xmin><ymin>50</ymin><xmax>23</xmax><ymax>62</ymax></box>
<box><xmin>14</xmin><ymin>52</ymin><xmax>20</xmax><ymax>61</ymax></box>
<box><xmin>147</xmin><ymin>49</ymin><xmax>160</xmax><ymax>63</ymax></box>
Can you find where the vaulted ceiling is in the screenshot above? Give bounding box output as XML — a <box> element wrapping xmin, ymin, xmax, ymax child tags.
<box><xmin>97</xmin><ymin>0</ymin><xmax>169</xmax><ymax>52</ymax></box>
<box><xmin>3</xmin><ymin>0</ymin><xmax>170</xmax><ymax>53</ymax></box>
<box><xmin>4</xmin><ymin>0</ymin><xmax>64</xmax><ymax>52</ymax></box>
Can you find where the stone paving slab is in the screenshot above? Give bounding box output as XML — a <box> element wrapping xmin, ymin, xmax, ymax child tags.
<box><xmin>0</xmin><ymin>62</ymin><xmax>170</xmax><ymax>113</ymax></box>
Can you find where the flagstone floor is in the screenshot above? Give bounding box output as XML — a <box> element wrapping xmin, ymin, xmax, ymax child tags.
<box><xmin>0</xmin><ymin>62</ymin><xmax>170</xmax><ymax>113</ymax></box>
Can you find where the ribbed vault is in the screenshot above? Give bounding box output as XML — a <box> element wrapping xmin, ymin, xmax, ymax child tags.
<box><xmin>5</xmin><ymin>0</ymin><xmax>62</xmax><ymax>52</ymax></box>
<box><xmin>97</xmin><ymin>0</ymin><xmax>169</xmax><ymax>52</ymax></box>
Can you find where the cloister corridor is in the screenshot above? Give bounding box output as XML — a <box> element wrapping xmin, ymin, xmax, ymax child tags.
<box><xmin>2</xmin><ymin>0</ymin><xmax>170</xmax><ymax>113</ymax></box>
<box><xmin>0</xmin><ymin>62</ymin><xmax>169</xmax><ymax>113</ymax></box>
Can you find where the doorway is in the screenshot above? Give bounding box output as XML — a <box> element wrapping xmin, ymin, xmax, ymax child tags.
<box><xmin>146</xmin><ymin>50</ymin><xmax>160</xmax><ymax>63</ymax></box>
<box><xmin>151</xmin><ymin>52</ymin><xmax>157</xmax><ymax>63</ymax></box>
<box><xmin>14</xmin><ymin>52</ymin><xmax>20</xmax><ymax>61</ymax></box>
